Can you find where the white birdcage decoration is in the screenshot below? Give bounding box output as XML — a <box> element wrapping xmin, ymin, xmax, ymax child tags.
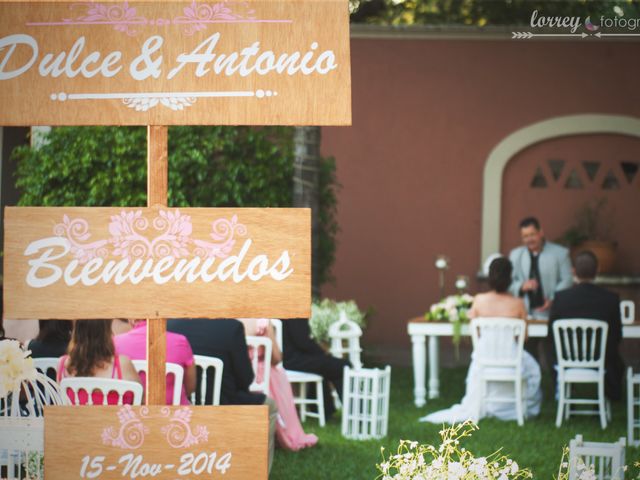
<box><xmin>341</xmin><ymin>365</ymin><xmax>391</xmax><ymax>440</ymax></box>
<box><xmin>568</xmin><ymin>435</ymin><xmax>626</xmax><ymax>480</ymax></box>
<box><xmin>329</xmin><ymin>310</ymin><xmax>363</xmax><ymax>369</ymax></box>
<box><xmin>0</xmin><ymin>340</ymin><xmax>67</xmax><ymax>480</ymax></box>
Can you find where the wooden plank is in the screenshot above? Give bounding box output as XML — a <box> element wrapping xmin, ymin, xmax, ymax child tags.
<box><xmin>44</xmin><ymin>405</ymin><xmax>268</xmax><ymax>480</ymax></box>
<box><xmin>0</xmin><ymin>1</ymin><xmax>351</xmax><ymax>126</ymax></box>
<box><xmin>146</xmin><ymin>125</ymin><xmax>168</xmax><ymax>405</ymax></box>
<box><xmin>3</xmin><ymin>206</ymin><xmax>311</xmax><ymax>319</ymax></box>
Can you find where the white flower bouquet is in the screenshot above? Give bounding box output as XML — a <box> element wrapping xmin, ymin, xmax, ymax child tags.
<box><xmin>309</xmin><ymin>298</ymin><xmax>367</xmax><ymax>344</ymax></box>
<box><xmin>377</xmin><ymin>421</ymin><xmax>532</xmax><ymax>480</ymax></box>
<box><xmin>424</xmin><ymin>294</ymin><xmax>474</xmax><ymax>347</ymax></box>
<box><xmin>0</xmin><ymin>339</ymin><xmax>37</xmax><ymax>398</ymax></box>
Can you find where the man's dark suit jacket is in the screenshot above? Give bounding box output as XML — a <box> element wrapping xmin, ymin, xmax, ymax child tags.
<box><xmin>167</xmin><ymin>318</ymin><xmax>265</xmax><ymax>406</ymax></box>
<box><xmin>548</xmin><ymin>282</ymin><xmax>624</xmax><ymax>400</ymax></box>
<box><xmin>282</xmin><ymin>318</ymin><xmax>350</xmax><ymax>417</ymax></box>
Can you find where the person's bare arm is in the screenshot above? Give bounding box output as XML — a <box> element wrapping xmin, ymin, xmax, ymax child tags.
<box><xmin>183</xmin><ymin>363</ymin><xmax>197</xmax><ymax>396</ymax></box>
<box><xmin>266</xmin><ymin>323</ymin><xmax>282</xmax><ymax>365</ymax></box>
<box><xmin>517</xmin><ymin>299</ymin><xmax>529</xmax><ymax>341</ymax></box>
<box><xmin>119</xmin><ymin>355</ymin><xmax>142</xmax><ymax>384</ymax></box>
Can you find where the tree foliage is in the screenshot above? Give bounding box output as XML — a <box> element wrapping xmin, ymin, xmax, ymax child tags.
<box><xmin>350</xmin><ymin>0</ymin><xmax>640</xmax><ymax>26</ymax></box>
<box><xmin>12</xmin><ymin>126</ymin><xmax>338</xmax><ymax>286</ymax></box>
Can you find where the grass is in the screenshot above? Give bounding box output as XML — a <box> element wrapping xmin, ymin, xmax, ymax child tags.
<box><xmin>271</xmin><ymin>365</ymin><xmax>640</xmax><ymax>479</ymax></box>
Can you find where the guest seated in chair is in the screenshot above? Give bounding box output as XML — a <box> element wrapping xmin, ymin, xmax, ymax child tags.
<box><xmin>57</xmin><ymin>319</ymin><xmax>141</xmax><ymax>405</ymax></box>
<box><xmin>239</xmin><ymin>318</ymin><xmax>318</xmax><ymax>451</ymax></box>
<box><xmin>167</xmin><ymin>318</ymin><xmax>278</xmax><ymax>473</ymax></box>
<box><xmin>115</xmin><ymin>319</ymin><xmax>196</xmax><ymax>406</ymax></box>
<box><xmin>421</xmin><ymin>257</ymin><xmax>542</xmax><ymax>424</ymax></box>
<box><xmin>281</xmin><ymin>318</ymin><xmax>350</xmax><ymax>419</ymax></box>
<box><xmin>28</xmin><ymin>320</ymin><xmax>72</xmax><ymax>358</ymax></box>
<box><xmin>548</xmin><ymin>250</ymin><xmax>624</xmax><ymax>401</ymax></box>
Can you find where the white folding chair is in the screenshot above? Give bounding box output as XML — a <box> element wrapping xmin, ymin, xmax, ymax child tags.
<box><xmin>628</xmin><ymin>367</ymin><xmax>640</xmax><ymax>447</ymax></box>
<box><xmin>328</xmin><ymin>311</ymin><xmax>363</xmax><ymax>369</ymax></box>
<box><xmin>33</xmin><ymin>357</ymin><xmax>60</xmax><ymax>380</ymax></box>
<box><xmin>620</xmin><ymin>300</ymin><xmax>635</xmax><ymax>325</ymax></box>
<box><xmin>271</xmin><ymin>319</ymin><xmax>326</xmax><ymax>426</ymax></box>
<box><xmin>59</xmin><ymin>377</ymin><xmax>143</xmax><ymax>405</ymax></box>
<box><xmin>553</xmin><ymin>319</ymin><xmax>609</xmax><ymax>429</ymax></box>
<box><xmin>568</xmin><ymin>435</ymin><xmax>625</xmax><ymax>480</ymax></box>
<box><xmin>245</xmin><ymin>336</ymin><xmax>272</xmax><ymax>396</ymax></box>
<box><xmin>470</xmin><ymin>317</ymin><xmax>527</xmax><ymax>426</ymax></box>
<box><xmin>131</xmin><ymin>360</ymin><xmax>184</xmax><ymax>406</ymax></box>
<box><xmin>192</xmin><ymin>355</ymin><xmax>224</xmax><ymax>406</ymax></box>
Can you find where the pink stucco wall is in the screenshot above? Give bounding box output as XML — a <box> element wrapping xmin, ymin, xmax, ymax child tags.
<box><xmin>321</xmin><ymin>34</ymin><xmax>640</xmax><ymax>348</ymax></box>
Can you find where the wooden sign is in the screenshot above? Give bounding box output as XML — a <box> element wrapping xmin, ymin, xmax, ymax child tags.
<box><xmin>44</xmin><ymin>405</ymin><xmax>267</xmax><ymax>480</ymax></box>
<box><xmin>4</xmin><ymin>206</ymin><xmax>311</xmax><ymax>319</ymax></box>
<box><xmin>0</xmin><ymin>0</ymin><xmax>351</xmax><ymax>126</ymax></box>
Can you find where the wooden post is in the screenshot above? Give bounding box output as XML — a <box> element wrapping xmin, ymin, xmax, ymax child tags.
<box><xmin>146</xmin><ymin>125</ymin><xmax>168</xmax><ymax>405</ymax></box>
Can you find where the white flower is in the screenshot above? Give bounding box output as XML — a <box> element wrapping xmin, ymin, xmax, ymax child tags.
<box><xmin>0</xmin><ymin>340</ymin><xmax>37</xmax><ymax>398</ymax></box>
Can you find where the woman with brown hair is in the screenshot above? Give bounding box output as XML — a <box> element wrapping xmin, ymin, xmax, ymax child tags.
<box><xmin>57</xmin><ymin>319</ymin><xmax>140</xmax><ymax>405</ymax></box>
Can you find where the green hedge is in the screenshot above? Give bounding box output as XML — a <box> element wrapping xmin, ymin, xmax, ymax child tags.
<box><xmin>12</xmin><ymin>126</ymin><xmax>338</xmax><ymax>286</ymax></box>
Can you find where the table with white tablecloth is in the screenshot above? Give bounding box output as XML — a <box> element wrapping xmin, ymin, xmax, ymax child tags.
<box><xmin>407</xmin><ymin>317</ymin><xmax>640</xmax><ymax>408</ymax></box>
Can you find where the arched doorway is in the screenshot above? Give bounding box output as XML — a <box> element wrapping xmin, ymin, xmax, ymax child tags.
<box><xmin>481</xmin><ymin>114</ymin><xmax>640</xmax><ymax>273</ymax></box>
<box><xmin>501</xmin><ymin>133</ymin><xmax>640</xmax><ymax>273</ymax></box>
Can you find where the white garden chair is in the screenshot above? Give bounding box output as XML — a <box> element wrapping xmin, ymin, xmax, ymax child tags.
<box><xmin>568</xmin><ymin>435</ymin><xmax>625</xmax><ymax>480</ymax></box>
<box><xmin>553</xmin><ymin>319</ymin><xmax>609</xmax><ymax>429</ymax></box>
<box><xmin>470</xmin><ymin>317</ymin><xmax>527</xmax><ymax>426</ymax></box>
<box><xmin>131</xmin><ymin>360</ymin><xmax>184</xmax><ymax>406</ymax></box>
<box><xmin>33</xmin><ymin>357</ymin><xmax>60</xmax><ymax>380</ymax></box>
<box><xmin>245</xmin><ymin>335</ymin><xmax>272</xmax><ymax>396</ymax></box>
<box><xmin>271</xmin><ymin>319</ymin><xmax>326</xmax><ymax>426</ymax></box>
<box><xmin>59</xmin><ymin>377</ymin><xmax>143</xmax><ymax>405</ymax></box>
<box><xmin>620</xmin><ymin>300</ymin><xmax>635</xmax><ymax>325</ymax></box>
<box><xmin>329</xmin><ymin>310</ymin><xmax>363</xmax><ymax>369</ymax></box>
<box><xmin>628</xmin><ymin>367</ymin><xmax>640</xmax><ymax>447</ymax></box>
<box><xmin>191</xmin><ymin>355</ymin><xmax>224</xmax><ymax>406</ymax></box>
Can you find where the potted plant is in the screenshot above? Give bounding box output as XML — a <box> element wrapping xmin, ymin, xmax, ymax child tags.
<box><xmin>560</xmin><ymin>198</ymin><xmax>617</xmax><ymax>274</ymax></box>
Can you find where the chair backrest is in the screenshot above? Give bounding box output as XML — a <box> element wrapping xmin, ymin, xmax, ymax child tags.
<box><xmin>329</xmin><ymin>315</ymin><xmax>363</xmax><ymax>369</ymax></box>
<box><xmin>568</xmin><ymin>435</ymin><xmax>626</xmax><ymax>480</ymax></box>
<box><xmin>270</xmin><ymin>319</ymin><xmax>284</xmax><ymax>351</ymax></box>
<box><xmin>59</xmin><ymin>377</ymin><xmax>143</xmax><ymax>405</ymax></box>
<box><xmin>191</xmin><ymin>355</ymin><xmax>224</xmax><ymax>406</ymax></box>
<box><xmin>621</xmin><ymin>300</ymin><xmax>635</xmax><ymax>325</ymax></box>
<box><xmin>131</xmin><ymin>360</ymin><xmax>184</xmax><ymax>405</ymax></box>
<box><xmin>33</xmin><ymin>357</ymin><xmax>60</xmax><ymax>381</ymax></box>
<box><xmin>245</xmin><ymin>336</ymin><xmax>272</xmax><ymax>395</ymax></box>
<box><xmin>470</xmin><ymin>318</ymin><xmax>526</xmax><ymax>369</ymax></box>
<box><xmin>553</xmin><ymin>319</ymin><xmax>608</xmax><ymax>369</ymax></box>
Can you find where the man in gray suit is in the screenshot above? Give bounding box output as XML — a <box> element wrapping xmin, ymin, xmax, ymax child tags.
<box><xmin>509</xmin><ymin>217</ymin><xmax>573</xmax><ymax>362</ymax></box>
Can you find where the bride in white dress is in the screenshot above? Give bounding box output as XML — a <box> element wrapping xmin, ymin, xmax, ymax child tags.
<box><xmin>420</xmin><ymin>257</ymin><xmax>542</xmax><ymax>424</ymax></box>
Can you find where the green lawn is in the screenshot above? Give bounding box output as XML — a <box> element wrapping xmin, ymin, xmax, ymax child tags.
<box><xmin>271</xmin><ymin>366</ymin><xmax>640</xmax><ymax>479</ymax></box>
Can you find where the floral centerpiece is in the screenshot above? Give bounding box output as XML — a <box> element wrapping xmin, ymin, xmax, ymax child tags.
<box><xmin>377</xmin><ymin>421</ymin><xmax>532</xmax><ymax>480</ymax></box>
<box><xmin>424</xmin><ymin>294</ymin><xmax>474</xmax><ymax>347</ymax></box>
<box><xmin>309</xmin><ymin>299</ymin><xmax>367</xmax><ymax>344</ymax></box>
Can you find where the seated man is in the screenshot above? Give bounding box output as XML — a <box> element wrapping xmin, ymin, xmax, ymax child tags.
<box><xmin>281</xmin><ymin>318</ymin><xmax>350</xmax><ymax>418</ymax></box>
<box><xmin>167</xmin><ymin>318</ymin><xmax>277</xmax><ymax>472</ymax></box>
<box><xmin>548</xmin><ymin>251</ymin><xmax>625</xmax><ymax>400</ymax></box>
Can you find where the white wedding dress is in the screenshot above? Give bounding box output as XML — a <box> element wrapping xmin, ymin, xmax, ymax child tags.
<box><xmin>419</xmin><ymin>329</ymin><xmax>542</xmax><ymax>424</ymax></box>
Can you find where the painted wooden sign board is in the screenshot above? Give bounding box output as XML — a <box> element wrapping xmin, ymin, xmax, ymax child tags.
<box><xmin>0</xmin><ymin>0</ymin><xmax>352</xmax><ymax>126</ymax></box>
<box><xmin>44</xmin><ymin>405</ymin><xmax>268</xmax><ymax>480</ymax></box>
<box><xmin>4</xmin><ymin>206</ymin><xmax>311</xmax><ymax>319</ymax></box>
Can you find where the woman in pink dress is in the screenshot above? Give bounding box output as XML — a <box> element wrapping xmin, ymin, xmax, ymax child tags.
<box><xmin>240</xmin><ymin>318</ymin><xmax>318</xmax><ymax>451</ymax></box>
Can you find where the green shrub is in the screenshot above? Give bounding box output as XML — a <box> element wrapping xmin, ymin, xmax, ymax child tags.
<box><xmin>12</xmin><ymin>126</ymin><xmax>337</xmax><ymax>286</ymax></box>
